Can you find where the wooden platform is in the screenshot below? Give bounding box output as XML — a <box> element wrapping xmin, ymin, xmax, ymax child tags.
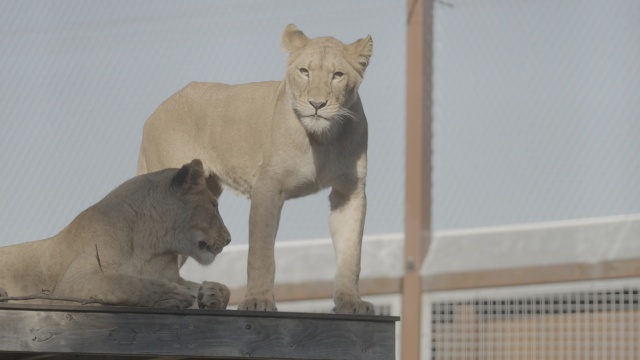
<box><xmin>0</xmin><ymin>303</ymin><xmax>398</xmax><ymax>359</ymax></box>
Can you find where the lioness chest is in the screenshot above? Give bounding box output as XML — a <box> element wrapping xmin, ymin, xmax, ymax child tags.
<box><xmin>264</xmin><ymin>132</ymin><xmax>365</xmax><ymax>200</ymax></box>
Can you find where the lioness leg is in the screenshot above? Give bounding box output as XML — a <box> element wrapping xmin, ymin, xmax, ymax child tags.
<box><xmin>237</xmin><ymin>184</ymin><xmax>284</xmax><ymax>311</ymax></box>
<box><xmin>329</xmin><ymin>186</ymin><xmax>374</xmax><ymax>315</ymax></box>
<box><xmin>197</xmin><ymin>281</ymin><xmax>230</xmax><ymax>310</ymax></box>
<box><xmin>0</xmin><ymin>287</ymin><xmax>7</xmax><ymax>302</ymax></box>
<box><xmin>56</xmin><ymin>271</ymin><xmax>195</xmax><ymax>308</ymax></box>
<box><xmin>175</xmin><ymin>278</ymin><xmax>230</xmax><ymax>310</ymax></box>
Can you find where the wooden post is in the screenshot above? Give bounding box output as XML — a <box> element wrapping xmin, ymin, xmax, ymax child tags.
<box><xmin>403</xmin><ymin>0</ymin><xmax>433</xmax><ymax>359</ymax></box>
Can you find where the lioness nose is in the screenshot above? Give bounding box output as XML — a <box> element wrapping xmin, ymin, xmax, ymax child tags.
<box><xmin>226</xmin><ymin>236</ymin><xmax>231</xmax><ymax>246</ymax></box>
<box><xmin>309</xmin><ymin>100</ymin><xmax>327</xmax><ymax>110</ymax></box>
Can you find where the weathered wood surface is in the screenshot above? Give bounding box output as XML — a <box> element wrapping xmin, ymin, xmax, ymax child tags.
<box><xmin>0</xmin><ymin>303</ymin><xmax>398</xmax><ymax>359</ymax></box>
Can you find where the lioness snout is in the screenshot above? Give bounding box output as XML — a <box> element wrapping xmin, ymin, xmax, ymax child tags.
<box><xmin>309</xmin><ymin>100</ymin><xmax>327</xmax><ymax>110</ymax></box>
<box><xmin>225</xmin><ymin>236</ymin><xmax>231</xmax><ymax>246</ymax></box>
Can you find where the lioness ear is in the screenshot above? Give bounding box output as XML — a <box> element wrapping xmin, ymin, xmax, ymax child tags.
<box><xmin>347</xmin><ymin>35</ymin><xmax>373</xmax><ymax>72</ymax></box>
<box><xmin>172</xmin><ymin>159</ymin><xmax>206</xmax><ymax>189</ymax></box>
<box><xmin>282</xmin><ymin>23</ymin><xmax>309</xmax><ymax>52</ymax></box>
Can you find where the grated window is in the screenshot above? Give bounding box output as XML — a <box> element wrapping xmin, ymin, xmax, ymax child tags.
<box><xmin>431</xmin><ymin>288</ymin><xmax>640</xmax><ymax>359</ymax></box>
<box><xmin>375</xmin><ymin>304</ymin><xmax>392</xmax><ymax>316</ymax></box>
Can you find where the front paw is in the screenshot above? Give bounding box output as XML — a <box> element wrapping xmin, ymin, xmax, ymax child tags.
<box><xmin>334</xmin><ymin>298</ymin><xmax>375</xmax><ymax>315</ymax></box>
<box><xmin>198</xmin><ymin>281</ymin><xmax>230</xmax><ymax>310</ymax></box>
<box><xmin>0</xmin><ymin>287</ymin><xmax>7</xmax><ymax>302</ymax></box>
<box><xmin>237</xmin><ymin>295</ymin><xmax>277</xmax><ymax>311</ymax></box>
<box><xmin>153</xmin><ymin>282</ymin><xmax>196</xmax><ymax>309</ymax></box>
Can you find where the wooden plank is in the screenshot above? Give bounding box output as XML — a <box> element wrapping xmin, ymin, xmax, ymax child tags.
<box><xmin>0</xmin><ymin>304</ymin><xmax>398</xmax><ymax>360</ymax></box>
<box><xmin>423</xmin><ymin>259</ymin><xmax>640</xmax><ymax>292</ymax></box>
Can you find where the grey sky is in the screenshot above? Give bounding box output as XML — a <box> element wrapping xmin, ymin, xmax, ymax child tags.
<box><xmin>433</xmin><ymin>0</ymin><xmax>640</xmax><ymax>229</ymax></box>
<box><xmin>1</xmin><ymin>0</ymin><xmax>638</xmax><ymax>247</ymax></box>
<box><xmin>0</xmin><ymin>0</ymin><xmax>405</xmax><ymax>246</ymax></box>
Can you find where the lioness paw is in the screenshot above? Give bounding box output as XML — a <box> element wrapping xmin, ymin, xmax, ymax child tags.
<box><xmin>197</xmin><ymin>281</ymin><xmax>230</xmax><ymax>310</ymax></box>
<box><xmin>334</xmin><ymin>299</ymin><xmax>375</xmax><ymax>315</ymax></box>
<box><xmin>237</xmin><ymin>296</ymin><xmax>277</xmax><ymax>312</ymax></box>
<box><xmin>0</xmin><ymin>287</ymin><xmax>7</xmax><ymax>302</ymax></box>
<box><xmin>153</xmin><ymin>282</ymin><xmax>195</xmax><ymax>309</ymax></box>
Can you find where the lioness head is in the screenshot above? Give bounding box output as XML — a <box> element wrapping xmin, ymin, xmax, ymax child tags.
<box><xmin>282</xmin><ymin>24</ymin><xmax>373</xmax><ymax>138</ymax></box>
<box><xmin>169</xmin><ymin>159</ymin><xmax>231</xmax><ymax>265</ymax></box>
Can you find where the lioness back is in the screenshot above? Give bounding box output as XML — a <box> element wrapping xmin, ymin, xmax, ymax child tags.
<box><xmin>139</xmin><ymin>81</ymin><xmax>282</xmax><ymax>196</ymax></box>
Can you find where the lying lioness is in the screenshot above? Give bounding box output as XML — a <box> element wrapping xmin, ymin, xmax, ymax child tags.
<box><xmin>0</xmin><ymin>159</ymin><xmax>231</xmax><ymax>309</ymax></box>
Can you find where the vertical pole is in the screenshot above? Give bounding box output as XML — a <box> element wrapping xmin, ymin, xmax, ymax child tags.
<box><xmin>403</xmin><ymin>0</ymin><xmax>433</xmax><ymax>359</ymax></box>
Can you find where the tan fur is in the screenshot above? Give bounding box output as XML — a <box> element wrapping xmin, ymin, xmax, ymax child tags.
<box><xmin>0</xmin><ymin>160</ymin><xmax>231</xmax><ymax>309</ymax></box>
<box><xmin>137</xmin><ymin>25</ymin><xmax>374</xmax><ymax>314</ymax></box>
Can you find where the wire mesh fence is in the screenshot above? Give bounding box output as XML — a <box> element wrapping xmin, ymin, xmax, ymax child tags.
<box><xmin>430</xmin><ymin>284</ymin><xmax>640</xmax><ymax>359</ymax></box>
<box><xmin>429</xmin><ymin>1</ymin><xmax>640</xmax><ymax>355</ymax></box>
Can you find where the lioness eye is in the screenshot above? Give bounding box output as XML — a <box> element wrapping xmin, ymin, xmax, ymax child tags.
<box><xmin>298</xmin><ymin>68</ymin><xmax>309</xmax><ymax>77</ymax></box>
<box><xmin>332</xmin><ymin>72</ymin><xmax>344</xmax><ymax>80</ymax></box>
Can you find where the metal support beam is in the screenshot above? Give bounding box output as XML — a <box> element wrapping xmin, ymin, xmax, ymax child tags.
<box><xmin>403</xmin><ymin>0</ymin><xmax>433</xmax><ymax>359</ymax></box>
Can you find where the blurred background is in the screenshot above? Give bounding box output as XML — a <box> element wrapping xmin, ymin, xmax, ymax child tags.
<box><xmin>1</xmin><ymin>1</ymin><xmax>639</xmax><ymax>359</ymax></box>
<box><xmin>2</xmin><ymin>0</ymin><xmax>638</xmax><ymax>247</ymax></box>
<box><xmin>0</xmin><ymin>0</ymin><xmax>405</xmax><ymax>246</ymax></box>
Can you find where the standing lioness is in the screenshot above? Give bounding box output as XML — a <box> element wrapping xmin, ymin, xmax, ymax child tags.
<box><xmin>138</xmin><ymin>24</ymin><xmax>373</xmax><ymax>314</ymax></box>
<box><xmin>0</xmin><ymin>160</ymin><xmax>231</xmax><ymax>309</ymax></box>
